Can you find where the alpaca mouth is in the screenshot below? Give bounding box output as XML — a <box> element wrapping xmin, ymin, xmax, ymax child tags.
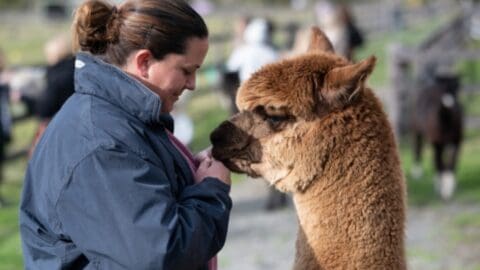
<box><xmin>212</xmin><ymin>151</ymin><xmax>260</xmax><ymax>178</ymax></box>
<box><xmin>215</xmin><ymin>155</ymin><xmax>260</xmax><ymax>178</ymax></box>
<box><xmin>218</xmin><ymin>158</ymin><xmax>244</xmax><ymax>173</ymax></box>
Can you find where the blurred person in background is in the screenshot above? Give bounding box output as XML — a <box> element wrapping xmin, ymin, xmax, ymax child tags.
<box><xmin>226</xmin><ymin>17</ymin><xmax>279</xmax><ymax>83</ymax></box>
<box><xmin>391</xmin><ymin>0</ymin><xmax>406</xmax><ymax>31</ymax></box>
<box><xmin>338</xmin><ymin>3</ymin><xmax>365</xmax><ymax>61</ymax></box>
<box><xmin>0</xmin><ymin>47</ymin><xmax>12</xmax><ymax>207</ymax></box>
<box><xmin>0</xmin><ymin>48</ymin><xmax>7</xmax><ymax>83</ymax></box>
<box><xmin>19</xmin><ymin>0</ymin><xmax>232</xmax><ymax>269</ymax></box>
<box><xmin>29</xmin><ymin>34</ymin><xmax>75</xmax><ymax>155</ymax></box>
<box><xmin>232</xmin><ymin>15</ymin><xmax>251</xmax><ymax>48</ymax></box>
<box><xmin>315</xmin><ymin>0</ymin><xmax>349</xmax><ymax>58</ymax></box>
<box><xmin>215</xmin><ymin>15</ymin><xmax>250</xmax><ymax>115</ymax></box>
<box><xmin>289</xmin><ymin>1</ymin><xmax>364</xmax><ymax>61</ymax></box>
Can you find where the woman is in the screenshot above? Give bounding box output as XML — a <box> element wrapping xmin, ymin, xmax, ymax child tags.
<box><xmin>226</xmin><ymin>17</ymin><xmax>279</xmax><ymax>83</ymax></box>
<box><xmin>19</xmin><ymin>0</ymin><xmax>232</xmax><ymax>269</ymax></box>
<box><xmin>29</xmin><ymin>34</ymin><xmax>76</xmax><ymax>157</ymax></box>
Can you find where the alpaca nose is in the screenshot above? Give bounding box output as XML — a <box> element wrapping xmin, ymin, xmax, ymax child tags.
<box><xmin>210</xmin><ymin>120</ymin><xmax>253</xmax><ymax>160</ymax></box>
<box><xmin>210</xmin><ymin>120</ymin><xmax>238</xmax><ymax>148</ymax></box>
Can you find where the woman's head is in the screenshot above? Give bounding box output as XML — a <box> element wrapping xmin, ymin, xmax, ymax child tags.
<box><xmin>126</xmin><ymin>37</ymin><xmax>209</xmax><ymax>113</ymax></box>
<box><xmin>72</xmin><ymin>0</ymin><xmax>209</xmax><ymax>113</ymax></box>
<box><xmin>45</xmin><ymin>34</ymin><xmax>72</xmax><ymax>65</ymax></box>
<box><xmin>72</xmin><ymin>0</ymin><xmax>208</xmax><ymax>66</ymax></box>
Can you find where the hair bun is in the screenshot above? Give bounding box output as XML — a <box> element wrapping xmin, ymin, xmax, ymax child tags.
<box><xmin>72</xmin><ymin>0</ymin><xmax>121</xmax><ymax>54</ymax></box>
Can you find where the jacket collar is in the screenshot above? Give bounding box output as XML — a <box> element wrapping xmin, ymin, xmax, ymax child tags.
<box><xmin>74</xmin><ymin>52</ymin><xmax>163</xmax><ymax>125</ymax></box>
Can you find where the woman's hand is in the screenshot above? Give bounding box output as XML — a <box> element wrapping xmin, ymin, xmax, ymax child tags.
<box><xmin>195</xmin><ymin>157</ymin><xmax>231</xmax><ymax>186</ymax></box>
<box><xmin>194</xmin><ymin>146</ymin><xmax>212</xmax><ymax>164</ymax></box>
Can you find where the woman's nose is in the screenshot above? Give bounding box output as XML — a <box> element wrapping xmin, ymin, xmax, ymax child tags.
<box><xmin>185</xmin><ymin>74</ymin><xmax>196</xmax><ymax>90</ymax></box>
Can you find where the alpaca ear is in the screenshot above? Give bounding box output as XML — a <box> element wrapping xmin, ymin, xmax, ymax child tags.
<box><xmin>321</xmin><ymin>56</ymin><xmax>376</xmax><ymax>108</ymax></box>
<box><xmin>307</xmin><ymin>26</ymin><xmax>334</xmax><ymax>53</ymax></box>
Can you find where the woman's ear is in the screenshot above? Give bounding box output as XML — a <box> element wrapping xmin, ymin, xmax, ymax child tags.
<box><xmin>132</xmin><ymin>49</ymin><xmax>153</xmax><ymax>79</ymax></box>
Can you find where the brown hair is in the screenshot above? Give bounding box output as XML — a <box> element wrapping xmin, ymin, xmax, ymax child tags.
<box><xmin>72</xmin><ymin>0</ymin><xmax>208</xmax><ymax>66</ymax></box>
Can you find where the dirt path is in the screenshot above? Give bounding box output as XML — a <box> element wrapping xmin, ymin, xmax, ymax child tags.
<box><xmin>218</xmin><ymin>179</ymin><xmax>480</xmax><ymax>270</ymax></box>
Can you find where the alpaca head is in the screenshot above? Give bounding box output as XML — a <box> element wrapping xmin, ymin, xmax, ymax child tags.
<box><xmin>210</xmin><ymin>26</ymin><xmax>376</xmax><ymax>193</ymax></box>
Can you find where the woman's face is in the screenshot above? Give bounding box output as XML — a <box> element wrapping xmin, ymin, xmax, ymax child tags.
<box><xmin>135</xmin><ymin>37</ymin><xmax>209</xmax><ymax>113</ymax></box>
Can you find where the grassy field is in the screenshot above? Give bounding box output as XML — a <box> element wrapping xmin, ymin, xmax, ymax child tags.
<box><xmin>1</xmin><ymin>9</ymin><xmax>480</xmax><ymax>270</ymax></box>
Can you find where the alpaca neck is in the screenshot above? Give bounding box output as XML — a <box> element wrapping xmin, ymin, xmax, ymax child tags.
<box><xmin>291</xmin><ymin>177</ymin><xmax>406</xmax><ymax>270</ymax></box>
<box><xmin>291</xmin><ymin>179</ymin><xmax>354</xmax><ymax>269</ymax></box>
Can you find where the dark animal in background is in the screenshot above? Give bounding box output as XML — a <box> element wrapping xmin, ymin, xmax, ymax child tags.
<box><xmin>411</xmin><ymin>72</ymin><xmax>464</xmax><ymax>200</ymax></box>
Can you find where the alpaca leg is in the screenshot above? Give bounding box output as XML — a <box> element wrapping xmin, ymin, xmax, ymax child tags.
<box><xmin>433</xmin><ymin>143</ymin><xmax>443</xmax><ymax>196</ymax></box>
<box><xmin>433</xmin><ymin>143</ymin><xmax>455</xmax><ymax>200</ymax></box>
<box><xmin>446</xmin><ymin>143</ymin><xmax>461</xmax><ymax>172</ymax></box>
<box><xmin>439</xmin><ymin>143</ymin><xmax>461</xmax><ymax>200</ymax></box>
<box><xmin>438</xmin><ymin>171</ymin><xmax>456</xmax><ymax>201</ymax></box>
<box><xmin>411</xmin><ymin>132</ymin><xmax>424</xmax><ymax>180</ymax></box>
<box><xmin>433</xmin><ymin>143</ymin><xmax>445</xmax><ymax>174</ymax></box>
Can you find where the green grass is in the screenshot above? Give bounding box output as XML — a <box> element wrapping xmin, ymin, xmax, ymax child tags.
<box><xmin>0</xmin><ymin>118</ymin><xmax>35</xmax><ymax>270</ymax></box>
<box><xmin>462</xmin><ymin>88</ymin><xmax>480</xmax><ymax>117</ymax></box>
<box><xmin>453</xmin><ymin>212</ymin><xmax>480</xmax><ymax>229</ymax></box>
<box><xmin>458</xmin><ymin>59</ymin><xmax>480</xmax><ymax>85</ymax></box>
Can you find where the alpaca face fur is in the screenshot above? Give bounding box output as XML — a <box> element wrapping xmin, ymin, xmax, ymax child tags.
<box><xmin>210</xmin><ymin>27</ymin><xmax>406</xmax><ymax>270</ymax></box>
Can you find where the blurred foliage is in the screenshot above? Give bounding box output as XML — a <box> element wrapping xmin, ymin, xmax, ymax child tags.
<box><xmin>0</xmin><ymin>23</ymin><xmax>71</xmax><ymax>67</ymax></box>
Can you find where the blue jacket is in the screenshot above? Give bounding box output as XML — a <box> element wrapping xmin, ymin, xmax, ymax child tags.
<box><xmin>19</xmin><ymin>53</ymin><xmax>232</xmax><ymax>270</ymax></box>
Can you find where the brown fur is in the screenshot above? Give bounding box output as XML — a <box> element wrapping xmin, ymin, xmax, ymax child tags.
<box><xmin>210</xmin><ymin>27</ymin><xmax>406</xmax><ymax>269</ymax></box>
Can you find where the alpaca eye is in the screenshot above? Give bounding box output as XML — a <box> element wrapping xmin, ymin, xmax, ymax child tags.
<box><xmin>267</xmin><ymin>115</ymin><xmax>288</xmax><ymax>124</ymax></box>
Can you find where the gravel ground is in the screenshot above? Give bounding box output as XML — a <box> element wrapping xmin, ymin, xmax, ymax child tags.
<box><xmin>218</xmin><ymin>178</ymin><xmax>480</xmax><ymax>270</ymax></box>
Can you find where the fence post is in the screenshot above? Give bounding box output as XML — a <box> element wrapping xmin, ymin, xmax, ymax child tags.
<box><xmin>387</xmin><ymin>43</ymin><xmax>412</xmax><ymax>141</ymax></box>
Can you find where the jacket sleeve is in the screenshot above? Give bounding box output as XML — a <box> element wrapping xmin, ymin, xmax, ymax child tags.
<box><xmin>55</xmin><ymin>146</ymin><xmax>232</xmax><ymax>270</ymax></box>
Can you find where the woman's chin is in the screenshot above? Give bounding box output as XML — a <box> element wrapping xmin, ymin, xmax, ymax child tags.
<box><xmin>161</xmin><ymin>103</ymin><xmax>174</xmax><ymax>113</ymax></box>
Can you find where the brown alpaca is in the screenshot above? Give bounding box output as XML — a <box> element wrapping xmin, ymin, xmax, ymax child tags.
<box><xmin>210</xmin><ymin>27</ymin><xmax>406</xmax><ymax>269</ymax></box>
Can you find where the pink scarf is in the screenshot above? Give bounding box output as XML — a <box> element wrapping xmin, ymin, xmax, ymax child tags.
<box><xmin>166</xmin><ymin>130</ymin><xmax>218</xmax><ymax>270</ymax></box>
